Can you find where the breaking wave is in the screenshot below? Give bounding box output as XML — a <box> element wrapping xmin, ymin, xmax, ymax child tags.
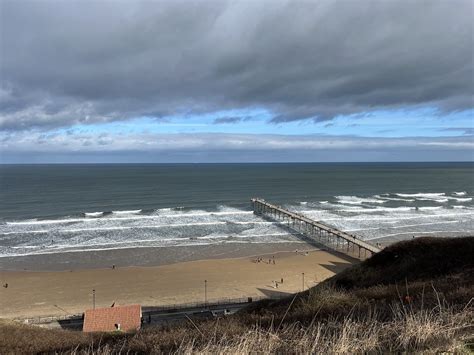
<box><xmin>111</xmin><ymin>209</ymin><xmax>142</xmax><ymax>215</ymax></box>
<box><xmin>335</xmin><ymin>196</ymin><xmax>385</xmax><ymax>205</ymax></box>
<box><xmin>450</xmin><ymin>197</ymin><xmax>472</xmax><ymax>202</ymax></box>
<box><xmin>84</xmin><ymin>212</ymin><xmax>103</xmax><ymax>217</ymax></box>
<box><xmin>396</xmin><ymin>192</ymin><xmax>446</xmax><ymax>198</ymax></box>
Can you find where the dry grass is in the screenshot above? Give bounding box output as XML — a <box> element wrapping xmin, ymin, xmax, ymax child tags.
<box><xmin>61</xmin><ymin>297</ymin><xmax>472</xmax><ymax>354</ymax></box>
<box><xmin>0</xmin><ymin>319</ymin><xmax>92</xmax><ymax>354</ymax></box>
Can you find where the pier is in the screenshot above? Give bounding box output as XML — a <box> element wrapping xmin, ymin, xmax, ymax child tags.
<box><xmin>251</xmin><ymin>198</ymin><xmax>381</xmax><ymax>259</ymax></box>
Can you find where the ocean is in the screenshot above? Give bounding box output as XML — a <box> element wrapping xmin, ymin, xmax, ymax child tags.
<box><xmin>0</xmin><ymin>163</ymin><xmax>473</xmax><ymax>259</ymax></box>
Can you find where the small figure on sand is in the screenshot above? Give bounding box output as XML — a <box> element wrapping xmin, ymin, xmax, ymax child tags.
<box><xmin>112</xmin><ymin>264</ymin><xmax>116</xmax><ymax>269</ymax></box>
<box><xmin>272</xmin><ymin>256</ymin><xmax>275</xmax><ymax>265</ymax></box>
<box><xmin>281</xmin><ymin>278</ymin><xmax>284</xmax><ymax>283</ymax></box>
<box><xmin>3</xmin><ymin>283</ymin><xmax>8</xmax><ymax>288</ymax></box>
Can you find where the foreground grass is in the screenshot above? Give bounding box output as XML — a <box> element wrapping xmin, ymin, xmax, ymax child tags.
<box><xmin>1</xmin><ymin>237</ymin><xmax>473</xmax><ymax>354</ymax></box>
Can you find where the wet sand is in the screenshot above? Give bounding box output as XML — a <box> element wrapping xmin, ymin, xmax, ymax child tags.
<box><xmin>0</xmin><ymin>248</ymin><xmax>353</xmax><ymax>319</ymax></box>
<box><xmin>0</xmin><ymin>242</ymin><xmax>317</xmax><ymax>271</ymax></box>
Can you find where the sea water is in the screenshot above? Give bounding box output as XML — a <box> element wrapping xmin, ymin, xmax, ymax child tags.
<box><xmin>0</xmin><ymin>163</ymin><xmax>472</xmax><ymax>257</ymax></box>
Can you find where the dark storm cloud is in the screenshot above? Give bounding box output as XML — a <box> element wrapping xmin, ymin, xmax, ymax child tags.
<box><xmin>1</xmin><ymin>0</ymin><xmax>473</xmax><ymax>130</ymax></box>
<box><xmin>214</xmin><ymin>117</ymin><xmax>243</xmax><ymax>124</ymax></box>
<box><xmin>213</xmin><ymin>116</ymin><xmax>252</xmax><ymax>124</ymax></box>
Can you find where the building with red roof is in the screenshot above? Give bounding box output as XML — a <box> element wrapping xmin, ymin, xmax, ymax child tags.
<box><xmin>83</xmin><ymin>304</ymin><xmax>142</xmax><ymax>333</ymax></box>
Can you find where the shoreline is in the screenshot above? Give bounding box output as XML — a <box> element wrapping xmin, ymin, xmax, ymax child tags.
<box><xmin>0</xmin><ymin>242</ymin><xmax>317</xmax><ymax>272</ymax></box>
<box><xmin>0</xmin><ymin>231</ymin><xmax>467</xmax><ymax>272</ymax></box>
<box><xmin>0</xmin><ymin>247</ymin><xmax>354</xmax><ymax>319</ymax></box>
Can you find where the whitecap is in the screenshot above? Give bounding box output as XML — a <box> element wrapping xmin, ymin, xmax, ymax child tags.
<box><xmin>417</xmin><ymin>197</ymin><xmax>449</xmax><ymax>203</ymax></box>
<box><xmin>111</xmin><ymin>209</ymin><xmax>142</xmax><ymax>215</ymax></box>
<box><xmin>396</xmin><ymin>192</ymin><xmax>445</xmax><ymax>198</ymax></box>
<box><xmin>84</xmin><ymin>212</ymin><xmax>103</xmax><ymax>217</ymax></box>
<box><xmin>417</xmin><ymin>206</ymin><xmax>443</xmax><ymax>211</ymax></box>
<box><xmin>6</xmin><ymin>218</ymin><xmax>88</xmax><ymax>225</ymax></box>
<box><xmin>450</xmin><ymin>197</ymin><xmax>472</xmax><ymax>202</ymax></box>
<box><xmin>375</xmin><ymin>195</ymin><xmax>416</xmax><ymax>202</ymax></box>
<box><xmin>336</xmin><ymin>195</ymin><xmax>385</xmax><ymax>205</ymax></box>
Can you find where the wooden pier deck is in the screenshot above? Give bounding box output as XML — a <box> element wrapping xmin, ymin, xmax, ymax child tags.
<box><xmin>251</xmin><ymin>198</ymin><xmax>381</xmax><ymax>259</ymax></box>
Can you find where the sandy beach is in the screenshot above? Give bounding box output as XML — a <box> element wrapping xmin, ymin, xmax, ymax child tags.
<box><xmin>0</xmin><ymin>247</ymin><xmax>353</xmax><ymax>319</ymax></box>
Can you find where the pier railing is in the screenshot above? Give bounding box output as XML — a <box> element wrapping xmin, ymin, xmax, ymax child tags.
<box><xmin>251</xmin><ymin>198</ymin><xmax>381</xmax><ymax>259</ymax></box>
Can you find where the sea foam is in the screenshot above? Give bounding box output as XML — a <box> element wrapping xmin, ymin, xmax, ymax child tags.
<box><xmin>335</xmin><ymin>195</ymin><xmax>385</xmax><ymax>205</ymax></box>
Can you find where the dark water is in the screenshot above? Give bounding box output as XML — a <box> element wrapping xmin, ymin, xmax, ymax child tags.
<box><xmin>0</xmin><ymin>163</ymin><xmax>473</xmax><ymax>257</ymax></box>
<box><xmin>2</xmin><ymin>163</ymin><xmax>473</xmax><ymax>220</ymax></box>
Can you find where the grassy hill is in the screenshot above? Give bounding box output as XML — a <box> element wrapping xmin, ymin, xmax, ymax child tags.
<box><xmin>1</xmin><ymin>237</ymin><xmax>473</xmax><ymax>354</ymax></box>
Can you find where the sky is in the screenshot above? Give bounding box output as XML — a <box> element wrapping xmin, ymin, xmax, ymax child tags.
<box><xmin>0</xmin><ymin>0</ymin><xmax>473</xmax><ymax>163</ymax></box>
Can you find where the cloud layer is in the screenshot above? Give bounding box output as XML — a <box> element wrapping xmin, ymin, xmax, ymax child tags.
<box><xmin>1</xmin><ymin>0</ymin><xmax>472</xmax><ymax>131</ymax></box>
<box><xmin>1</xmin><ymin>130</ymin><xmax>473</xmax><ymax>163</ymax></box>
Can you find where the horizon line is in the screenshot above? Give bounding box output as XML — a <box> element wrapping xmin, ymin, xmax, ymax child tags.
<box><xmin>1</xmin><ymin>161</ymin><xmax>473</xmax><ymax>166</ymax></box>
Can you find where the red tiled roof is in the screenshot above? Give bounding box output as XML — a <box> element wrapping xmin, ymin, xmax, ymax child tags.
<box><xmin>83</xmin><ymin>304</ymin><xmax>141</xmax><ymax>333</ymax></box>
